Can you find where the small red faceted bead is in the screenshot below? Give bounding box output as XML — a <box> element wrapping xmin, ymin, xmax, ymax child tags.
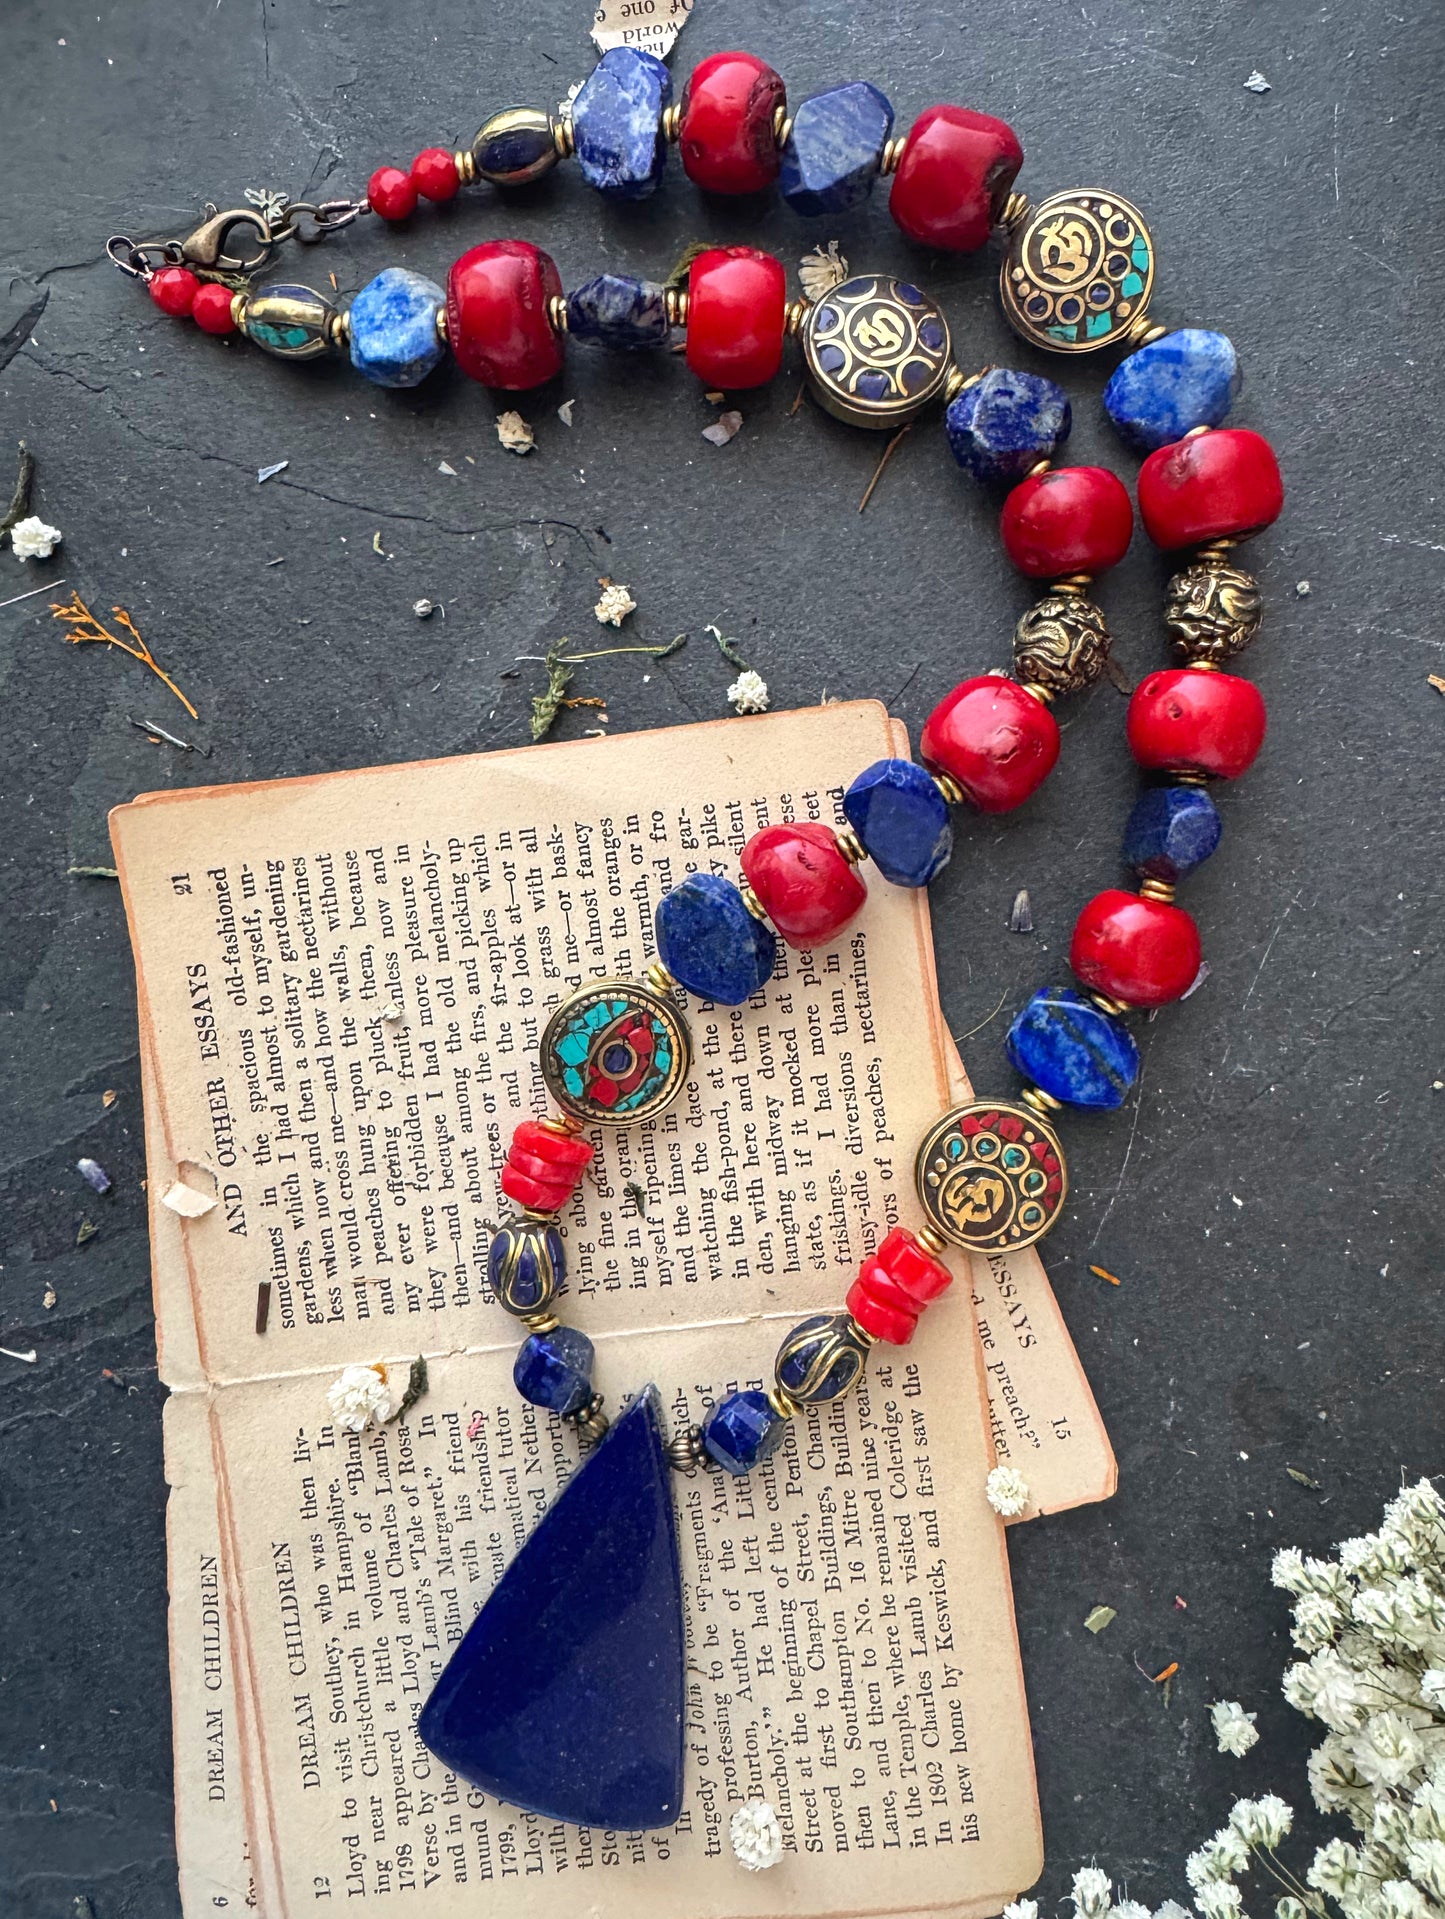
<box><xmin>447</xmin><ymin>240</ymin><xmax>565</xmax><ymax>390</ymax></box>
<box><xmin>919</xmin><ymin>675</ymin><xmax>1060</xmax><ymax>814</ymax></box>
<box><xmin>368</xmin><ymin>164</ymin><xmax>418</xmax><ymax>222</ymax></box>
<box><xmin>740</xmin><ymin>822</ymin><xmax>867</xmax><ymax>949</ymax></box>
<box><xmin>411</xmin><ymin>146</ymin><xmax>461</xmax><ymax>202</ymax></box>
<box><xmin>679</xmin><ymin>50</ymin><xmax>786</xmax><ymax>195</ymax></box>
<box><xmin>1000</xmin><ymin>465</ymin><xmax>1134</xmax><ymax>579</ymax></box>
<box><xmin>1137</xmin><ymin>427</ymin><xmax>1284</xmax><ymax>551</ymax></box>
<box><xmin>191</xmin><ymin>282</ymin><xmax>237</xmax><ymax>335</ymax></box>
<box><xmin>888</xmin><ymin>104</ymin><xmax>1023</xmax><ymax>252</ymax></box>
<box><xmin>1127</xmin><ymin>667</ymin><xmax>1267</xmax><ymax>781</ymax></box>
<box><xmin>499</xmin><ymin>1119</ymin><xmax>594</xmax><ymax>1214</ymax></box>
<box><xmin>686</xmin><ymin>246</ymin><xmax>786</xmax><ymax>389</ymax></box>
<box><xmin>1070</xmin><ymin>888</ymin><xmax>1202</xmax><ymax>1009</ymax></box>
<box><xmin>149</xmin><ymin>266</ymin><xmax>200</xmax><ymax>317</ymax></box>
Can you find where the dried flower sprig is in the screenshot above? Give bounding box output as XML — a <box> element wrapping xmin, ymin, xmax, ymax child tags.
<box><xmin>1</xmin><ymin>441</ymin><xmax>37</xmax><ymax>542</ymax></box>
<box><xmin>528</xmin><ymin>635</ymin><xmax>686</xmax><ymax>742</ymax></box>
<box><xmin>51</xmin><ymin>591</ymin><xmax>197</xmax><ymax>718</ymax></box>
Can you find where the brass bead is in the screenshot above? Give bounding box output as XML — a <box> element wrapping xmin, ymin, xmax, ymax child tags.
<box><xmin>547</xmin><ymin>292</ymin><xmax>569</xmax><ymax>335</ymax></box>
<box><xmin>774</xmin><ymin>104</ymin><xmax>791</xmax><ymax>145</ymax></box>
<box><xmin>932</xmin><ymin>770</ymin><xmax>964</xmax><ymax>806</ymax></box>
<box><xmin>880</xmin><ymin>135</ymin><xmax>906</xmax><ymax>174</ymax></box>
<box><xmin>834</xmin><ymin>825</ymin><xmax>867</xmax><ymax>866</ymax></box>
<box><xmin>665</xmin><ymin>1424</ymin><xmax>707</xmax><ymax>1472</ymax></box>
<box><xmin>660</xmin><ymin>102</ymin><xmax>682</xmax><ymax>142</ymax></box>
<box><xmin>1013</xmin><ymin>590</ymin><xmax>1113</xmax><ymax>697</ymax></box>
<box><xmin>1172</xmin><ymin>769</ymin><xmax>1211</xmax><ymax>786</ymax></box>
<box><xmin>944</xmin><ymin>363</ymin><xmax>991</xmax><ymax>402</ymax></box>
<box><xmin>471</xmin><ymin>106</ymin><xmax>566</xmax><ymax>181</ymax></box>
<box><xmin>1019</xmin><ymin>1084</ymin><xmax>1063</xmax><ymax>1118</ymax></box>
<box><xmin>1184</xmin><ymin>423</ymin><xmax>1212</xmax><ymax>439</ymax></box>
<box><xmin>454</xmin><ymin>147</ymin><xmax>476</xmax><ymax>186</ymax></box>
<box><xmin>435</xmin><ymin>304</ymin><xmax>449</xmax><ymax>342</ymax></box>
<box><xmin>1118</xmin><ymin>309</ymin><xmax>1166</xmax><ymax>348</ymax></box>
<box><xmin>1139</xmin><ymin>878</ymin><xmax>1176</xmax><ymax>904</ymax></box>
<box><xmin>1001</xmin><ymin>190</ymin><xmax>1031</xmax><ymax>232</ymax></box>
<box><xmin>327</xmin><ymin>310</ymin><xmax>351</xmax><ymax>348</ymax></box>
<box><xmin>784</xmin><ymin>297</ymin><xmax>812</xmax><ymax>337</ymax></box>
<box><xmin>538</xmin><ymin>1110</ymin><xmax>586</xmax><ymax>1137</ymax></box>
<box><xmin>1163</xmin><ymin>557</ymin><xmax>1263</xmax><ymax>665</ymax></box>
<box><xmin>767</xmin><ymin>1384</ymin><xmax>801</xmax><ymax>1421</ymax></box>
<box><xmin>664</xmin><ymin>286</ymin><xmax>689</xmax><ymax>328</ymax></box>
<box><xmin>1090</xmin><ymin>992</ymin><xmax>1131</xmax><ymax>1017</ymax></box>
<box><xmin>914</xmin><ymin>1221</ymin><xmax>949</xmax><ymax>1259</ymax></box>
<box><xmin>563</xmin><ymin>1393</ymin><xmax>609</xmax><ymax>1444</ymax></box>
<box><xmin>242</xmin><ymin>284</ymin><xmax>337</xmax><ymax>362</ymax></box>
<box><xmin>1027</xmin><ymin>457</ymin><xmax>1052</xmax><ymax>478</ymax></box>
<box><xmin>230</xmin><ymin>291</ymin><xmax>249</xmax><ymax>331</ymax></box>
<box><xmin>1020</xmin><ymin>682</ymin><xmax>1056</xmax><ymax>705</ymax></box>
<box><xmin>642</xmin><ymin>959</ymin><xmax>677</xmax><ymax>997</ymax></box>
<box><xmin>519</xmin><ymin>1309</ymin><xmax>561</xmax><ymax>1334</ymax></box>
<box><xmin>738</xmin><ymin>877</ymin><xmax>770</xmax><ymax>924</ymax></box>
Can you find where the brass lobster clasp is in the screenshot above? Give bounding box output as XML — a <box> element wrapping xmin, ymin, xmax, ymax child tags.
<box><xmin>178</xmin><ymin>204</ymin><xmax>275</xmax><ymax>274</ymax></box>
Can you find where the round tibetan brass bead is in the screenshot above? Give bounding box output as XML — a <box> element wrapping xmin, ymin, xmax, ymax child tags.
<box><xmin>487</xmin><ymin>1217</ymin><xmax>566</xmax><ymax>1318</ymax></box>
<box><xmin>241</xmin><ymin>283</ymin><xmax>337</xmax><ymax>361</ymax></box>
<box><xmin>1163</xmin><ymin>558</ymin><xmax>1263</xmax><ymax>664</ymax></box>
<box><xmin>1012</xmin><ymin>589</ymin><xmax>1113</xmax><ymax>696</ymax></box>
<box><xmin>774</xmin><ymin>1311</ymin><xmax>873</xmax><ymax>1407</ymax></box>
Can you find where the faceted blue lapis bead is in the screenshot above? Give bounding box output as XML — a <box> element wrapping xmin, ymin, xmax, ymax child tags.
<box><xmin>572</xmin><ymin>47</ymin><xmax>671</xmax><ymax>200</ymax></box>
<box><xmin>514</xmin><ymin>1325</ymin><xmax>595</xmax><ymax>1416</ymax></box>
<box><xmin>702</xmin><ymin>1389</ymin><xmax>789</xmax><ymax>1476</ymax></box>
<box><xmin>655</xmin><ymin>872</ymin><xmax>777</xmax><ymax>1006</ymax></box>
<box><xmin>566</xmin><ymin>273</ymin><xmax>670</xmax><ymax>350</ymax></box>
<box><xmin>1103</xmin><ymin>329</ymin><xmax>1241</xmax><ymax>453</ymax></box>
<box><xmin>945</xmin><ymin>367</ymin><xmax>1073</xmax><ymax>485</ymax></box>
<box><xmin>418</xmin><ymin>1385</ymin><xmax>685</xmax><ymax>1829</ymax></box>
<box><xmin>1121</xmin><ymin>784</ymin><xmax>1223</xmax><ymax>882</ymax></box>
<box><xmin>348</xmin><ymin>268</ymin><xmax>448</xmax><ymax>388</ymax></box>
<box><xmin>775</xmin><ymin>1312</ymin><xmax>871</xmax><ymax>1406</ymax></box>
<box><xmin>779</xmin><ymin>82</ymin><xmax>894</xmax><ymax>217</ymax></box>
<box><xmin>1007</xmin><ymin>986</ymin><xmax>1140</xmax><ymax>1111</ymax></box>
<box><xmin>488</xmin><ymin>1219</ymin><xmax>566</xmax><ymax>1317</ymax></box>
<box><xmin>842</xmin><ymin>759</ymin><xmax>953</xmax><ymax>887</ymax></box>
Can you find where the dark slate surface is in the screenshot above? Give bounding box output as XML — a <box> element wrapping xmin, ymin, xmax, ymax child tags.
<box><xmin>1</xmin><ymin>1</ymin><xmax>1441</xmax><ymax>1911</ymax></box>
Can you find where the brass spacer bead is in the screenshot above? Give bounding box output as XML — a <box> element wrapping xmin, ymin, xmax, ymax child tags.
<box><xmin>1139</xmin><ymin>878</ymin><xmax>1177</xmax><ymax>904</ymax></box>
<box><xmin>944</xmin><ymin>362</ymin><xmax>992</xmax><ymax>403</ymax></box>
<box><xmin>1171</xmin><ymin>768</ymin><xmax>1211</xmax><ymax>785</ymax></box>
<box><xmin>835</xmin><ymin>825</ymin><xmax>867</xmax><ymax>866</ymax></box>
<box><xmin>660</xmin><ymin>102</ymin><xmax>682</xmax><ymax>142</ymax></box>
<box><xmin>455</xmin><ymin>147</ymin><xmax>476</xmax><ymax>186</ymax></box>
<box><xmin>774</xmin><ymin>104</ymin><xmax>791</xmax><ymax>144</ymax></box>
<box><xmin>1090</xmin><ymin>993</ymin><xmax>1131</xmax><ymax>1017</ymax></box>
<box><xmin>520</xmin><ymin>1309</ymin><xmax>561</xmax><ymax>1334</ymax></box>
<box><xmin>435</xmin><ymin>304</ymin><xmax>449</xmax><ymax>342</ymax></box>
<box><xmin>1052</xmin><ymin>574</ymin><xmax>1094</xmax><ymax>595</ymax></box>
<box><xmin>1021</xmin><ymin>682</ymin><xmax>1056</xmax><ymax>705</ymax></box>
<box><xmin>879</xmin><ymin>135</ymin><xmax>906</xmax><ymax>174</ymax></box>
<box><xmin>915</xmin><ymin>1221</ymin><xmax>949</xmax><ymax>1260</ymax></box>
<box><xmin>1194</xmin><ymin>538</ymin><xmax>1237</xmax><ymax>565</ymax></box>
<box><xmin>768</xmin><ymin>1385</ymin><xmax>801</xmax><ymax>1421</ymax></box>
<box><xmin>1027</xmin><ymin>457</ymin><xmax>1052</xmax><ymax>478</ymax></box>
<box><xmin>643</xmin><ymin>959</ymin><xmax>678</xmax><ymax>997</ymax></box>
<box><xmin>784</xmin><ymin>297</ymin><xmax>812</xmax><ymax>337</ymax></box>
<box><xmin>738</xmin><ymin>877</ymin><xmax>771</xmax><ymax>924</ymax></box>
<box><xmin>564</xmin><ymin>1393</ymin><xmax>609</xmax><ymax>1444</ymax></box>
<box><xmin>664</xmin><ymin>286</ymin><xmax>690</xmax><ymax>328</ymax></box>
<box><xmin>665</xmin><ymin>1424</ymin><xmax>707</xmax><ymax>1472</ymax></box>
<box><xmin>327</xmin><ymin>310</ymin><xmax>351</xmax><ymax>348</ymax></box>
<box><xmin>931</xmin><ymin>770</ymin><xmax>964</xmax><ymax>806</ymax></box>
<box><xmin>845</xmin><ymin>1314</ymin><xmax>878</xmax><ymax>1349</ymax></box>
<box><xmin>1184</xmin><ymin>423</ymin><xmax>1213</xmax><ymax>439</ymax></box>
<box><xmin>1187</xmin><ymin>659</ymin><xmax>1223</xmax><ymax>672</ymax></box>
<box><xmin>230</xmin><ymin>292</ymin><xmax>250</xmax><ymax>330</ymax></box>
<box><xmin>539</xmin><ymin>1110</ymin><xmax>586</xmax><ymax>1137</ymax></box>
<box><xmin>547</xmin><ymin>292</ymin><xmax>569</xmax><ymax>335</ymax></box>
<box><xmin>551</xmin><ymin>110</ymin><xmax>575</xmax><ymax>158</ymax></box>
<box><xmin>1002</xmin><ymin>190</ymin><xmax>1031</xmax><ymax>233</ymax></box>
<box><xmin>1019</xmin><ymin>1084</ymin><xmax>1063</xmax><ymax>1118</ymax></box>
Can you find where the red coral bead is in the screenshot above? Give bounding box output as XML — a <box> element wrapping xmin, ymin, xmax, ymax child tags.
<box><xmin>888</xmin><ymin>104</ymin><xmax>1023</xmax><ymax>252</ymax></box>
<box><xmin>847</xmin><ymin>1227</ymin><xmax>953</xmax><ymax>1345</ymax></box>
<box><xmin>847</xmin><ymin>1275</ymin><xmax>918</xmax><ymax>1345</ymax></box>
<box><xmin>1070</xmin><ymin>889</ymin><xmax>1202</xmax><ymax>1008</ymax></box>
<box><xmin>740</xmin><ymin>822</ymin><xmax>866</xmax><ymax>948</ymax></box>
<box><xmin>367</xmin><ymin>165</ymin><xmax>418</xmax><ymax>222</ymax></box>
<box><xmin>411</xmin><ymin>146</ymin><xmax>461</xmax><ymax>202</ymax></box>
<box><xmin>500</xmin><ymin>1119</ymin><xmax>594</xmax><ymax>1215</ymax></box>
<box><xmin>919</xmin><ymin>675</ymin><xmax>1060</xmax><ymax>813</ymax></box>
<box><xmin>1127</xmin><ymin>667</ymin><xmax>1267</xmax><ymax>780</ymax></box>
<box><xmin>149</xmin><ymin>266</ymin><xmax>199</xmax><ymax>317</ymax></box>
<box><xmin>447</xmin><ymin>240</ymin><xmax>565</xmax><ymax>390</ymax></box>
<box><xmin>1000</xmin><ymin>466</ymin><xmax>1134</xmax><ymax>579</ymax></box>
<box><xmin>874</xmin><ymin>1227</ymin><xmax>952</xmax><ymax>1305</ymax></box>
<box><xmin>679</xmin><ymin>50</ymin><xmax>786</xmax><ymax>195</ymax></box>
<box><xmin>191</xmin><ymin>282</ymin><xmax>237</xmax><ymax>335</ymax></box>
<box><xmin>1137</xmin><ymin>427</ymin><xmax>1284</xmax><ymax>550</ymax></box>
<box><xmin>685</xmin><ymin>246</ymin><xmax>786</xmax><ymax>389</ymax></box>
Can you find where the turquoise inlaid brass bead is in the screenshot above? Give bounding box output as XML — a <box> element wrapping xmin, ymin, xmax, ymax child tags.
<box><xmin>488</xmin><ymin>1218</ymin><xmax>566</xmax><ymax>1317</ymax></box>
<box><xmin>774</xmin><ymin>1312</ymin><xmax>872</xmax><ymax>1406</ymax></box>
<box><xmin>242</xmin><ymin>283</ymin><xmax>337</xmax><ymax>361</ymax></box>
<box><xmin>1001</xmin><ymin>189</ymin><xmax>1155</xmax><ymax>355</ymax></box>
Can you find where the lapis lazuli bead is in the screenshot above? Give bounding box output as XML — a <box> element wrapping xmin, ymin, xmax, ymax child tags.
<box><xmin>347</xmin><ymin>268</ymin><xmax>447</xmax><ymax>388</ymax></box>
<box><xmin>702</xmin><ymin>1389</ymin><xmax>788</xmax><ymax>1476</ymax></box>
<box><xmin>566</xmin><ymin>273</ymin><xmax>670</xmax><ymax>350</ymax></box>
<box><xmin>1121</xmin><ymin>784</ymin><xmax>1223</xmax><ymax>882</ymax></box>
<box><xmin>1007</xmin><ymin>986</ymin><xmax>1140</xmax><ymax>1111</ymax></box>
<box><xmin>572</xmin><ymin>47</ymin><xmax>671</xmax><ymax>200</ymax></box>
<box><xmin>1103</xmin><ymin>329</ymin><xmax>1241</xmax><ymax>453</ymax></box>
<box><xmin>945</xmin><ymin>367</ymin><xmax>1072</xmax><ymax>485</ymax></box>
<box><xmin>842</xmin><ymin>758</ymin><xmax>953</xmax><ymax>887</ymax></box>
<box><xmin>514</xmin><ymin>1325</ymin><xmax>595</xmax><ymax>1416</ymax></box>
<box><xmin>418</xmin><ymin>1385</ymin><xmax>685</xmax><ymax>1829</ymax></box>
<box><xmin>779</xmin><ymin>82</ymin><xmax>894</xmax><ymax>216</ymax></box>
<box><xmin>655</xmin><ymin>872</ymin><xmax>777</xmax><ymax>1006</ymax></box>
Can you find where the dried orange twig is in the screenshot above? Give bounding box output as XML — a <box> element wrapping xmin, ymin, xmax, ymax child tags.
<box><xmin>50</xmin><ymin>591</ymin><xmax>198</xmax><ymax>720</ymax></box>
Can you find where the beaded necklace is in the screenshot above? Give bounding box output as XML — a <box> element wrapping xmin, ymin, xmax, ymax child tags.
<box><xmin>111</xmin><ymin>45</ymin><xmax>1286</xmax><ymax>1836</ymax></box>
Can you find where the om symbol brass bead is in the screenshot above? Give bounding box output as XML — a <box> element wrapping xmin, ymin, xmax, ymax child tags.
<box><xmin>1163</xmin><ymin>557</ymin><xmax>1263</xmax><ymax>664</ymax></box>
<box><xmin>1012</xmin><ymin>588</ymin><xmax>1113</xmax><ymax>696</ymax></box>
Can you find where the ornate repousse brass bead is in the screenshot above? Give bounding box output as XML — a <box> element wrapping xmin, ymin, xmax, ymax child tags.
<box><xmin>665</xmin><ymin>1424</ymin><xmax>706</xmax><ymax>1472</ymax></box>
<box><xmin>1013</xmin><ymin>590</ymin><xmax>1113</xmax><ymax>696</ymax></box>
<box><xmin>242</xmin><ymin>284</ymin><xmax>337</xmax><ymax>361</ymax></box>
<box><xmin>1163</xmin><ymin>558</ymin><xmax>1263</xmax><ymax>665</ymax></box>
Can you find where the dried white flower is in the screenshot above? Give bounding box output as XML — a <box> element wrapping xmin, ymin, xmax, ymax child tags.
<box><xmin>1194</xmin><ymin>1883</ymin><xmax>1244</xmax><ymax>1919</ymax></box>
<box><xmin>1421</xmin><ymin>1671</ymin><xmax>1445</xmax><ymax>1711</ymax></box>
<box><xmin>1309</xmin><ymin>1837</ymin><xmax>1365</xmax><ymax>1897</ymax></box>
<box><xmin>496</xmin><ymin>410</ymin><xmax>535</xmax><ymax>454</ymax></box>
<box><xmin>1243</xmin><ymin>70</ymin><xmax>1272</xmax><ymax>92</ymax></box>
<box><xmin>594</xmin><ymin>581</ymin><xmax>637</xmax><ymax>627</ymax></box>
<box><xmin>1070</xmin><ymin>1867</ymin><xmax>1114</xmax><ymax>1918</ymax></box>
<box><xmin>1156</xmin><ymin>1903</ymin><xmax>1193</xmax><ymax>1919</ymax></box>
<box><xmin>1113</xmin><ymin>1900</ymin><xmax>1153</xmax><ymax>1919</ymax></box>
<box><xmin>730</xmin><ymin>1799</ymin><xmax>783</xmax><ymax>1870</ymax></box>
<box><xmin>986</xmin><ymin>1465</ymin><xmax>1032</xmax><ymax>1518</ymax></box>
<box><xmin>1003</xmin><ymin>1901</ymin><xmax>1039</xmax><ymax>1919</ymax></box>
<box><xmin>1379</xmin><ymin>1879</ymin><xmax>1432</xmax><ymax>1919</ymax></box>
<box><xmin>798</xmin><ymin>239</ymin><xmax>850</xmax><ymax>300</ymax></box>
<box><xmin>1230</xmin><ymin>1794</ymin><xmax>1294</xmax><ymax>1848</ymax></box>
<box><xmin>1212</xmin><ymin>1701</ymin><xmax>1261</xmax><ymax>1758</ymax></box>
<box><xmin>8</xmin><ymin>515</ymin><xmax>62</xmax><ymax>561</ymax></box>
<box><xmin>1310</xmin><ymin>1732</ymin><xmax>1371</xmax><ymax>1816</ymax></box>
<box><xmin>727</xmin><ymin>669</ymin><xmax>770</xmax><ymax>715</ymax></box>
<box><xmin>1273</xmin><ymin>1548</ymin><xmax>1309</xmax><ymax>1593</ymax></box>
<box><xmin>1187</xmin><ymin>1830</ymin><xmax>1250</xmax><ymax>1890</ymax></box>
<box><xmin>326</xmin><ymin>1361</ymin><xmax>397</xmax><ymax>1432</ymax></box>
<box><xmin>1275</xmin><ymin>1900</ymin><xmax>1309</xmax><ymax>1919</ymax></box>
<box><xmin>1293</xmin><ymin>1591</ymin><xmax>1344</xmax><ymax>1651</ymax></box>
<box><xmin>1353</xmin><ymin>1712</ymin><xmax>1427</xmax><ymax>1792</ymax></box>
<box><xmin>1286</xmin><ymin>1647</ymin><xmax>1375</xmax><ymax>1732</ymax></box>
<box><xmin>1404</xmin><ymin>1836</ymin><xmax>1445</xmax><ymax>1901</ymax></box>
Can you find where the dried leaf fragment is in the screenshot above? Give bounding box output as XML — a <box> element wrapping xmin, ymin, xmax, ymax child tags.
<box><xmin>496</xmin><ymin>411</ymin><xmax>535</xmax><ymax>455</ymax></box>
<box><xmin>702</xmin><ymin>411</ymin><xmax>743</xmax><ymax>447</ymax></box>
<box><xmin>557</xmin><ymin>399</ymin><xmax>576</xmax><ymax>427</ymax></box>
<box><xmin>102</xmin><ymin>1089</ymin><xmax>118</xmax><ymax>1108</ymax></box>
<box><xmin>1008</xmin><ymin>888</ymin><xmax>1033</xmax><ymax>933</ymax></box>
<box><xmin>257</xmin><ymin>460</ymin><xmax>289</xmax><ymax>483</ymax></box>
<box><xmin>1286</xmin><ymin>1465</ymin><xmax>1323</xmax><ymax>1490</ymax></box>
<box><xmin>1084</xmin><ymin>1605</ymin><xmax>1117</xmax><ymax>1634</ymax></box>
<box><xmin>51</xmin><ymin>591</ymin><xmax>197</xmax><ymax>719</ymax></box>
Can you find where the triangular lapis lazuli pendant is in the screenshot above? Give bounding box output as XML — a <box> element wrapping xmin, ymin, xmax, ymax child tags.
<box><xmin>418</xmin><ymin>1384</ymin><xmax>686</xmax><ymax>1830</ymax></box>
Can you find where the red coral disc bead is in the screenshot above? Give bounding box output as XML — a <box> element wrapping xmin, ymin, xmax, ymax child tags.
<box><xmin>1000</xmin><ymin>465</ymin><xmax>1134</xmax><ymax>579</ymax></box>
<box><xmin>1137</xmin><ymin>427</ymin><xmax>1284</xmax><ymax>550</ymax></box>
<box><xmin>847</xmin><ymin>1227</ymin><xmax>953</xmax><ymax>1345</ymax></box>
<box><xmin>191</xmin><ymin>282</ymin><xmax>237</xmax><ymax>335</ymax></box>
<box><xmin>679</xmin><ymin>50</ymin><xmax>786</xmax><ymax>195</ymax></box>
<box><xmin>873</xmin><ymin>1227</ymin><xmax>952</xmax><ymax>1306</ymax></box>
<box><xmin>499</xmin><ymin>1118</ymin><xmax>594</xmax><ymax>1215</ymax></box>
<box><xmin>919</xmin><ymin>675</ymin><xmax>1060</xmax><ymax>813</ymax></box>
<box><xmin>888</xmin><ymin>104</ymin><xmax>1023</xmax><ymax>252</ymax></box>
<box><xmin>1127</xmin><ymin>667</ymin><xmax>1267</xmax><ymax>780</ymax></box>
<box><xmin>447</xmin><ymin>240</ymin><xmax>565</xmax><ymax>389</ymax></box>
<box><xmin>367</xmin><ymin>164</ymin><xmax>418</xmax><ymax>222</ymax></box>
<box><xmin>685</xmin><ymin>246</ymin><xmax>786</xmax><ymax>389</ymax></box>
<box><xmin>1070</xmin><ymin>888</ymin><xmax>1202</xmax><ymax>1008</ymax></box>
<box><xmin>846</xmin><ymin>1274</ymin><xmax>918</xmax><ymax>1345</ymax></box>
<box><xmin>149</xmin><ymin>266</ymin><xmax>200</xmax><ymax>316</ymax></box>
<box><xmin>740</xmin><ymin>822</ymin><xmax>866</xmax><ymax>948</ymax></box>
<box><xmin>412</xmin><ymin>146</ymin><xmax>461</xmax><ymax>202</ymax></box>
